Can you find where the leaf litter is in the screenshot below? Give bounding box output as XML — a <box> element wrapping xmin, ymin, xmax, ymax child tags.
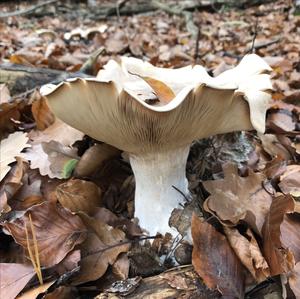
<box><xmin>0</xmin><ymin>0</ymin><xmax>300</xmax><ymax>298</ymax></box>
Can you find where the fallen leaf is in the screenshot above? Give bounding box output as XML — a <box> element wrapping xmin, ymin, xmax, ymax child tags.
<box><xmin>191</xmin><ymin>214</ymin><xmax>245</xmax><ymax>298</ymax></box>
<box><xmin>28</xmin><ymin>119</ymin><xmax>84</xmax><ymax>146</ymax></box>
<box><xmin>56</xmin><ymin>179</ymin><xmax>102</xmax><ymax>215</ymax></box>
<box><xmin>75</xmin><ymin>143</ymin><xmax>120</xmax><ymax>177</ymax></box>
<box><xmin>0</xmin><ymin>157</ymin><xmax>28</xmax><ymax>214</ymax></box>
<box><xmin>44</xmin><ymin>286</ymin><xmax>77</xmax><ymax>299</ymax></box>
<box><xmin>4</xmin><ymin>201</ymin><xmax>87</xmax><ymax>267</ymax></box>
<box><xmin>17</xmin><ymin>280</ymin><xmax>55</xmax><ymax>299</ymax></box>
<box><xmin>279</xmin><ymin>165</ymin><xmax>300</xmax><ymax>197</ymax></box>
<box><xmin>0</xmin><ymin>132</ymin><xmax>30</xmax><ymax>181</ymax></box>
<box><xmin>224</xmin><ymin>227</ymin><xmax>270</xmax><ymax>282</ymax></box>
<box><xmin>262</xmin><ymin>195</ymin><xmax>296</xmax><ymax>276</ymax></box>
<box><xmin>289</xmin><ymin>262</ymin><xmax>300</xmax><ymax>298</ymax></box>
<box><xmin>112</xmin><ymin>253</ymin><xmax>130</xmax><ymax>280</ymax></box>
<box><xmin>31</xmin><ymin>94</ymin><xmax>55</xmax><ymax>130</ymax></box>
<box><xmin>23</xmin><ymin>141</ymin><xmax>79</xmax><ymax>179</ymax></box>
<box><xmin>0</xmin><ymin>84</ymin><xmax>11</xmax><ymax>104</ymax></box>
<box><xmin>73</xmin><ymin>212</ymin><xmax>130</xmax><ymax>284</ymax></box>
<box><xmin>203</xmin><ymin>163</ymin><xmax>272</xmax><ymax>235</ymax></box>
<box><xmin>0</xmin><ymin>263</ymin><xmax>35</xmax><ymax>299</ymax></box>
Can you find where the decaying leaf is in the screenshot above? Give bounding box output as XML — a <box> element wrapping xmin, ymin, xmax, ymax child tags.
<box><xmin>4</xmin><ymin>201</ymin><xmax>87</xmax><ymax>267</ymax></box>
<box><xmin>75</xmin><ymin>143</ymin><xmax>120</xmax><ymax>177</ymax></box>
<box><xmin>289</xmin><ymin>262</ymin><xmax>300</xmax><ymax>298</ymax></box>
<box><xmin>112</xmin><ymin>253</ymin><xmax>130</xmax><ymax>280</ymax></box>
<box><xmin>56</xmin><ymin>179</ymin><xmax>102</xmax><ymax>215</ymax></box>
<box><xmin>0</xmin><ymin>132</ymin><xmax>30</xmax><ymax>181</ymax></box>
<box><xmin>191</xmin><ymin>214</ymin><xmax>245</xmax><ymax>298</ymax></box>
<box><xmin>224</xmin><ymin>227</ymin><xmax>270</xmax><ymax>282</ymax></box>
<box><xmin>23</xmin><ymin>141</ymin><xmax>79</xmax><ymax>179</ymax></box>
<box><xmin>73</xmin><ymin>212</ymin><xmax>130</xmax><ymax>284</ymax></box>
<box><xmin>279</xmin><ymin>165</ymin><xmax>300</xmax><ymax>197</ymax></box>
<box><xmin>0</xmin><ymin>157</ymin><xmax>28</xmax><ymax>214</ymax></box>
<box><xmin>203</xmin><ymin>163</ymin><xmax>272</xmax><ymax>235</ymax></box>
<box><xmin>17</xmin><ymin>280</ymin><xmax>55</xmax><ymax>299</ymax></box>
<box><xmin>31</xmin><ymin>94</ymin><xmax>55</xmax><ymax>130</ymax></box>
<box><xmin>28</xmin><ymin>119</ymin><xmax>84</xmax><ymax>146</ymax></box>
<box><xmin>0</xmin><ymin>263</ymin><xmax>35</xmax><ymax>299</ymax></box>
<box><xmin>138</xmin><ymin>75</ymin><xmax>175</xmax><ymax>104</ymax></box>
<box><xmin>262</xmin><ymin>195</ymin><xmax>296</xmax><ymax>276</ymax></box>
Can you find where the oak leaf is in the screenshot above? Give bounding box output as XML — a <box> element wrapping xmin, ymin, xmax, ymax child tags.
<box><xmin>203</xmin><ymin>163</ymin><xmax>272</xmax><ymax>235</ymax></box>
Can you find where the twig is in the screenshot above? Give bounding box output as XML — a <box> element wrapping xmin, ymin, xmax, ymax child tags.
<box><xmin>193</xmin><ymin>27</ymin><xmax>201</xmax><ymax>64</ymax></box>
<box><xmin>249</xmin><ymin>18</ymin><xmax>259</xmax><ymax>53</ymax></box>
<box><xmin>172</xmin><ymin>185</ymin><xmax>191</xmax><ymax>203</ymax></box>
<box><xmin>0</xmin><ymin>0</ymin><xmax>59</xmax><ymax>18</ymax></box>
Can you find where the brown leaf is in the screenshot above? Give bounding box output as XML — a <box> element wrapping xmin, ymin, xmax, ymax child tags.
<box><xmin>262</xmin><ymin>195</ymin><xmax>296</xmax><ymax>276</ymax></box>
<box><xmin>279</xmin><ymin>165</ymin><xmax>300</xmax><ymax>197</ymax></box>
<box><xmin>112</xmin><ymin>253</ymin><xmax>130</xmax><ymax>280</ymax></box>
<box><xmin>31</xmin><ymin>94</ymin><xmax>55</xmax><ymax>130</ymax></box>
<box><xmin>191</xmin><ymin>214</ymin><xmax>245</xmax><ymax>298</ymax></box>
<box><xmin>0</xmin><ymin>263</ymin><xmax>35</xmax><ymax>299</ymax></box>
<box><xmin>267</xmin><ymin>110</ymin><xmax>296</xmax><ymax>133</ymax></box>
<box><xmin>203</xmin><ymin>164</ymin><xmax>272</xmax><ymax>235</ymax></box>
<box><xmin>17</xmin><ymin>281</ymin><xmax>55</xmax><ymax>299</ymax></box>
<box><xmin>289</xmin><ymin>262</ymin><xmax>300</xmax><ymax>298</ymax></box>
<box><xmin>56</xmin><ymin>179</ymin><xmax>102</xmax><ymax>215</ymax></box>
<box><xmin>44</xmin><ymin>286</ymin><xmax>77</xmax><ymax>299</ymax></box>
<box><xmin>23</xmin><ymin>141</ymin><xmax>79</xmax><ymax>179</ymax></box>
<box><xmin>224</xmin><ymin>227</ymin><xmax>270</xmax><ymax>282</ymax></box>
<box><xmin>28</xmin><ymin>119</ymin><xmax>84</xmax><ymax>146</ymax></box>
<box><xmin>4</xmin><ymin>201</ymin><xmax>87</xmax><ymax>267</ymax></box>
<box><xmin>0</xmin><ymin>157</ymin><xmax>28</xmax><ymax>214</ymax></box>
<box><xmin>73</xmin><ymin>212</ymin><xmax>130</xmax><ymax>284</ymax></box>
<box><xmin>0</xmin><ymin>132</ymin><xmax>30</xmax><ymax>182</ymax></box>
<box><xmin>75</xmin><ymin>143</ymin><xmax>120</xmax><ymax>177</ymax></box>
<box><xmin>0</xmin><ymin>84</ymin><xmax>11</xmax><ymax>104</ymax></box>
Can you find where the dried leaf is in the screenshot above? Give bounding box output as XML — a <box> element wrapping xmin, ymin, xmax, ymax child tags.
<box><xmin>4</xmin><ymin>201</ymin><xmax>87</xmax><ymax>267</ymax></box>
<box><xmin>75</xmin><ymin>143</ymin><xmax>120</xmax><ymax>177</ymax></box>
<box><xmin>191</xmin><ymin>214</ymin><xmax>245</xmax><ymax>298</ymax></box>
<box><xmin>279</xmin><ymin>165</ymin><xmax>300</xmax><ymax>197</ymax></box>
<box><xmin>23</xmin><ymin>141</ymin><xmax>79</xmax><ymax>179</ymax></box>
<box><xmin>289</xmin><ymin>262</ymin><xmax>300</xmax><ymax>298</ymax></box>
<box><xmin>31</xmin><ymin>95</ymin><xmax>55</xmax><ymax>130</ymax></box>
<box><xmin>0</xmin><ymin>132</ymin><xmax>30</xmax><ymax>181</ymax></box>
<box><xmin>262</xmin><ymin>195</ymin><xmax>296</xmax><ymax>276</ymax></box>
<box><xmin>17</xmin><ymin>281</ymin><xmax>55</xmax><ymax>299</ymax></box>
<box><xmin>73</xmin><ymin>212</ymin><xmax>130</xmax><ymax>284</ymax></box>
<box><xmin>112</xmin><ymin>253</ymin><xmax>130</xmax><ymax>280</ymax></box>
<box><xmin>28</xmin><ymin>119</ymin><xmax>84</xmax><ymax>146</ymax></box>
<box><xmin>0</xmin><ymin>263</ymin><xmax>35</xmax><ymax>299</ymax></box>
<box><xmin>203</xmin><ymin>163</ymin><xmax>272</xmax><ymax>235</ymax></box>
<box><xmin>224</xmin><ymin>227</ymin><xmax>270</xmax><ymax>282</ymax></box>
<box><xmin>56</xmin><ymin>179</ymin><xmax>102</xmax><ymax>215</ymax></box>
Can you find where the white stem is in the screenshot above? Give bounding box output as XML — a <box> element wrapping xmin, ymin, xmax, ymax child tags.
<box><xmin>129</xmin><ymin>146</ymin><xmax>190</xmax><ymax>236</ymax></box>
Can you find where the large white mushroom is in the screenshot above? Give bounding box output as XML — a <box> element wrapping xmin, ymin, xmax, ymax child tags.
<box><xmin>40</xmin><ymin>54</ymin><xmax>272</xmax><ymax>237</ymax></box>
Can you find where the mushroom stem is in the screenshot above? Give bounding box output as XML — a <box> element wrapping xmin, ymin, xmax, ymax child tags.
<box><xmin>129</xmin><ymin>145</ymin><xmax>190</xmax><ymax>236</ymax></box>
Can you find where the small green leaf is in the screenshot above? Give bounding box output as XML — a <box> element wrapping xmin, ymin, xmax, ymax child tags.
<box><xmin>63</xmin><ymin>159</ymin><xmax>78</xmax><ymax>179</ymax></box>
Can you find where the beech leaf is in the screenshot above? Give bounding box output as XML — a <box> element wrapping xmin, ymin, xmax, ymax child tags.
<box><xmin>0</xmin><ymin>263</ymin><xmax>35</xmax><ymax>299</ymax></box>
<box><xmin>4</xmin><ymin>201</ymin><xmax>87</xmax><ymax>267</ymax></box>
<box><xmin>191</xmin><ymin>214</ymin><xmax>245</xmax><ymax>298</ymax></box>
<box><xmin>0</xmin><ymin>132</ymin><xmax>30</xmax><ymax>182</ymax></box>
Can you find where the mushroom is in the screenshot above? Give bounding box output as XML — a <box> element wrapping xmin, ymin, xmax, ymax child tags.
<box><xmin>40</xmin><ymin>54</ymin><xmax>272</xmax><ymax>237</ymax></box>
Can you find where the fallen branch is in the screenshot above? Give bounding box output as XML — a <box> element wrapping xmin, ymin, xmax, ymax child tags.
<box><xmin>0</xmin><ymin>0</ymin><xmax>59</xmax><ymax>18</ymax></box>
<box><xmin>0</xmin><ymin>63</ymin><xmax>90</xmax><ymax>96</ymax></box>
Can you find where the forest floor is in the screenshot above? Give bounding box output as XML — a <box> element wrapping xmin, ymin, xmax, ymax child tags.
<box><xmin>0</xmin><ymin>0</ymin><xmax>300</xmax><ymax>298</ymax></box>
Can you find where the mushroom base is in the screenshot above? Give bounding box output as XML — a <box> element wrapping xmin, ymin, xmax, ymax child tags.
<box><xmin>129</xmin><ymin>146</ymin><xmax>190</xmax><ymax>237</ymax></box>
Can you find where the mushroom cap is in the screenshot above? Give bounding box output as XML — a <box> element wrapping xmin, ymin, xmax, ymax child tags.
<box><xmin>41</xmin><ymin>54</ymin><xmax>272</xmax><ymax>154</ymax></box>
